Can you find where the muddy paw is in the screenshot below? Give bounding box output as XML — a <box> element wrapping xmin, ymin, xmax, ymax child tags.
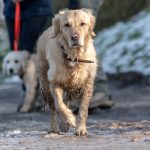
<box><xmin>75</xmin><ymin>126</ymin><xmax>88</xmax><ymax>136</ymax></box>
<box><xmin>65</xmin><ymin>113</ymin><xmax>76</xmax><ymax>128</ymax></box>
<box><xmin>19</xmin><ymin>105</ymin><xmax>33</xmax><ymax>113</ymax></box>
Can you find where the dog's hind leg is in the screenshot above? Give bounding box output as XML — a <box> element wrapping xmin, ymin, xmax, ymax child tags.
<box><xmin>50</xmin><ymin>84</ymin><xmax>76</xmax><ymax>128</ymax></box>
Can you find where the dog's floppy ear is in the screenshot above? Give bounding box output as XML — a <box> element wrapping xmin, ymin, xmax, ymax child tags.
<box><xmin>81</xmin><ymin>8</ymin><xmax>96</xmax><ymax>37</ymax></box>
<box><xmin>52</xmin><ymin>15</ymin><xmax>60</xmax><ymax>36</ymax></box>
<box><xmin>52</xmin><ymin>9</ymin><xmax>68</xmax><ymax>36</ymax></box>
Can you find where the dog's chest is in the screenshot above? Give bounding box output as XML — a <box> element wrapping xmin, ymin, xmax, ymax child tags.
<box><xmin>64</xmin><ymin>66</ymin><xmax>88</xmax><ymax>88</ymax></box>
<box><xmin>49</xmin><ymin>64</ymin><xmax>88</xmax><ymax>89</ymax></box>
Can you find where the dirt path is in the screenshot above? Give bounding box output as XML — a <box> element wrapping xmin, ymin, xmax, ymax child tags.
<box><xmin>0</xmin><ymin>82</ymin><xmax>150</xmax><ymax>150</ymax></box>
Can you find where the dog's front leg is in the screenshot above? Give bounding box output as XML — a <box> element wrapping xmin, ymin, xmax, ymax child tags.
<box><xmin>19</xmin><ymin>59</ymin><xmax>37</xmax><ymax>112</ymax></box>
<box><xmin>19</xmin><ymin>77</ymin><xmax>38</xmax><ymax>112</ymax></box>
<box><xmin>75</xmin><ymin>80</ymin><xmax>94</xmax><ymax>136</ymax></box>
<box><xmin>19</xmin><ymin>86</ymin><xmax>36</xmax><ymax>112</ymax></box>
<box><xmin>58</xmin><ymin>101</ymin><xmax>70</xmax><ymax>132</ymax></box>
<box><xmin>47</xmin><ymin>97</ymin><xmax>59</xmax><ymax>134</ymax></box>
<box><xmin>50</xmin><ymin>84</ymin><xmax>76</xmax><ymax>128</ymax></box>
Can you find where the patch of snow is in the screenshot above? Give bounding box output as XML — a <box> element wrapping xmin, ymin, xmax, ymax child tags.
<box><xmin>94</xmin><ymin>10</ymin><xmax>150</xmax><ymax>75</ymax></box>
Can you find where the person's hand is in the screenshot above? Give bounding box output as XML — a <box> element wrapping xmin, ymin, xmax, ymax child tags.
<box><xmin>11</xmin><ymin>0</ymin><xmax>21</xmax><ymax>4</ymax></box>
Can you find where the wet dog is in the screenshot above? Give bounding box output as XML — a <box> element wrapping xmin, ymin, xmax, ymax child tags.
<box><xmin>37</xmin><ymin>9</ymin><xmax>97</xmax><ymax>136</ymax></box>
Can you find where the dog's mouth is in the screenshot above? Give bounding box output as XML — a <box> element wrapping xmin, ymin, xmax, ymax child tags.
<box><xmin>71</xmin><ymin>43</ymin><xmax>83</xmax><ymax>49</ymax></box>
<box><xmin>8</xmin><ymin>72</ymin><xmax>17</xmax><ymax>76</ymax></box>
<box><xmin>8</xmin><ymin>69</ymin><xmax>20</xmax><ymax>76</ymax></box>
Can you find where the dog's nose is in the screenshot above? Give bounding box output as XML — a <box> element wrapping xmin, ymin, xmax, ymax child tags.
<box><xmin>9</xmin><ymin>68</ymin><xmax>14</xmax><ymax>74</ymax></box>
<box><xmin>71</xmin><ymin>34</ymin><xmax>79</xmax><ymax>41</ymax></box>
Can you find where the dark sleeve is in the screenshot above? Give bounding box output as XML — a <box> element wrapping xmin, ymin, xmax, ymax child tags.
<box><xmin>21</xmin><ymin>0</ymin><xmax>29</xmax><ymax>1</ymax></box>
<box><xmin>68</xmin><ymin>0</ymin><xmax>79</xmax><ymax>9</ymax></box>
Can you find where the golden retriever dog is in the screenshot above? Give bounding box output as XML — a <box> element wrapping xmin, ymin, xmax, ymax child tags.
<box><xmin>37</xmin><ymin>9</ymin><xmax>97</xmax><ymax>136</ymax></box>
<box><xmin>3</xmin><ymin>51</ymin><xmax>38</xmax><ymax>112</ymax></box>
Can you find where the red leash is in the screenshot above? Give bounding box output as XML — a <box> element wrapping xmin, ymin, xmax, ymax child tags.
<box><xmin>13</xmin><ymin>2</ymin><xmax>21</xmax><ymax>51</ymax></box>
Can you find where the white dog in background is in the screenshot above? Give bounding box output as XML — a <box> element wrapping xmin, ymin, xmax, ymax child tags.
<box><xmin>2</xmin><ymin>51</ymin><xmax>38</xmax><ymax>112</ymax></box>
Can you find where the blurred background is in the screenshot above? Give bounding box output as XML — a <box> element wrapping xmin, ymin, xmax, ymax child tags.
<box><xmin>1</xmin><ymin>1</ymin><xmax>150</xmax><ymax>148</ymax></box>
<box><xmin>0</xmin><ymin>0</ymin><xmax>150</xmax><ymax>82</ymax></box>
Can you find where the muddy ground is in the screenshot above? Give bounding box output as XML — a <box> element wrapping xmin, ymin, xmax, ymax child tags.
<box><xmin>0</xmin><ymin>81</ymin><xmax>150</xmax><ymax>150</ymax></box>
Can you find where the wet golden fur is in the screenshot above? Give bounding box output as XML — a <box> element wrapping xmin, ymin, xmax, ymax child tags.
<box><xmin>37</xmin><ymin>9</ymin><xmax>97</xmax><ymax>136</ymax></box>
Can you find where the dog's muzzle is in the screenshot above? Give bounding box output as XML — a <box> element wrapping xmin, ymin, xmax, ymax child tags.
<box><xmin>70</xmin><ymin>33</ymin><xmax>83</xmax><ymax>48</ymax></box>
<box><xmin>9</xmin><ymin>68</ymin><xmax>14</xmax><ymax>74</ymax></box>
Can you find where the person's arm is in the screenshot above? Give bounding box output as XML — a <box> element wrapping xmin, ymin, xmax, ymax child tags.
<box><xmin>11</xmin><ymin>0</ymin><xmax>29</xmax><ymax>4</ymax></box>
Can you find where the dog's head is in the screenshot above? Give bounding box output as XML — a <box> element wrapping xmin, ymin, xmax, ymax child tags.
<box><xmin>53</xmin><ymin>9</ymin><xmax>95</xmax><ymax>49</ymax></box>
<box><xmin>2</xmin><ymin>51</ymin><xmax>30</xmax><ymax>76</ymax></box>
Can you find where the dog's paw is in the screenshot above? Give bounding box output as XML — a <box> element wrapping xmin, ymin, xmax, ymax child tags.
<box><xmin>65</xmin><ymin>112</ymin><xmax>76</xmax><ymax>128</ymax></box>
<box><xmin>19</xmin><ymin>105</ymin><xmax>33</xmax><ymax>113</ymax></box>
<box><xmin>75</xmin><ymin>126</ymin><xmax>88</xmax><ymax>136</ymax></box>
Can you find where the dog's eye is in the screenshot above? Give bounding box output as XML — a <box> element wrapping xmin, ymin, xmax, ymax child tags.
<box><xmin>6</xmin><ymin>60</ymin><xmax>10</xmax><ymax>64</ymax></box>
<box><xmin>15</xmin><ymin>60</ymin><xmax>19</xmax><ymax>63</ymax></box>
<box><xmin>64</xmin><ymin>23</ymin><xmax>71</xmax><ymax>27</ymax></box>
<box><xmin>80</xmin><ymin>22</ymin><xmax>86</xmax><ymax>26</ymax></box>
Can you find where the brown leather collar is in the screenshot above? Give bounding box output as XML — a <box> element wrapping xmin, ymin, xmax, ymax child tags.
<box><xmin>60</xmin><ymin>45</ymin><xmax>94</xmax><ymax>63</ymax></box>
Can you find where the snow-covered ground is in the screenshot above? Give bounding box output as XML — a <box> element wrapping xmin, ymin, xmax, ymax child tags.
<box><xmin>94</xmin><ymin>10</ymin><xmax>150</xmax><ymax>75</ymax></box>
